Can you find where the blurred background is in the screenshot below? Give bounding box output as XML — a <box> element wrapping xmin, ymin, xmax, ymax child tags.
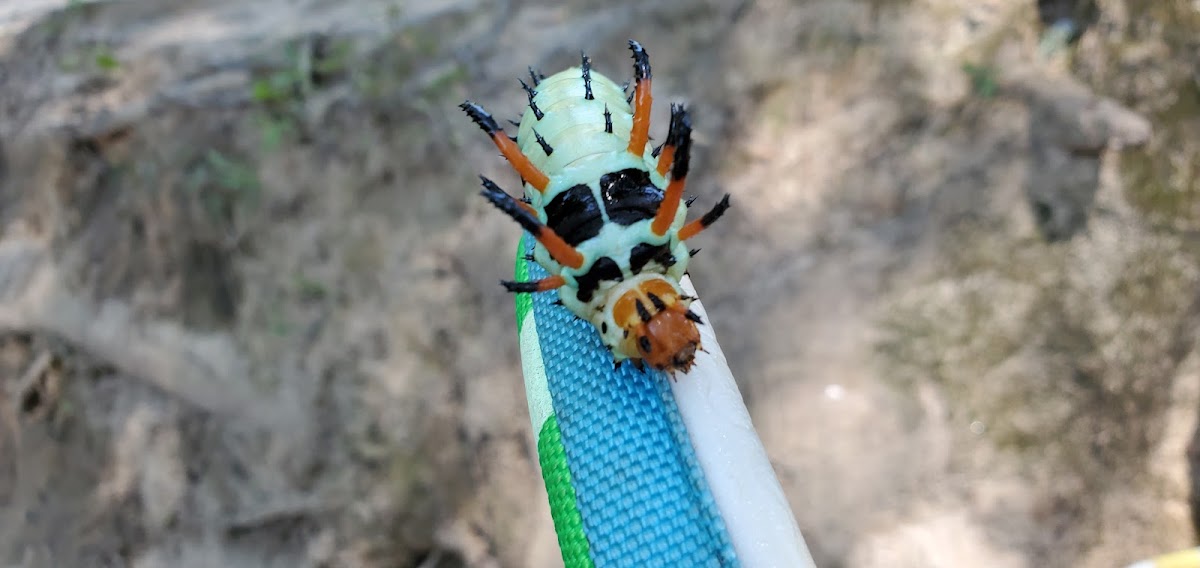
<box><xmin>0</xmin><ymin>0</ymin><xmax>1197</xmax><ymax>566</ymax></box>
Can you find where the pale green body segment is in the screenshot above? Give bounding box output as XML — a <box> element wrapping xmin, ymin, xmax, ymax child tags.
<box><xmin>515</xmin><ymin>67</ymin><xmax>691</xmax><ymax>361</ymax></box>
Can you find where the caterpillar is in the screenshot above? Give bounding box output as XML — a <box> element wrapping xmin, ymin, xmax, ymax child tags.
<box><xmin>460</xmin><ymin>40</ymin><xmax>730</xmax><ymax>374</ymax></box>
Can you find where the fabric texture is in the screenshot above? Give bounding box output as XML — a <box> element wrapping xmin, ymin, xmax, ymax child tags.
<box><xmin>518</xmin><ymin>235</ymin><xmax>740</xmax><ymax>568</ymax></box>
<box><xmin>538</xmin><ymin>415</ymin><xmax>595</xmax><ymax>568</ymax></box>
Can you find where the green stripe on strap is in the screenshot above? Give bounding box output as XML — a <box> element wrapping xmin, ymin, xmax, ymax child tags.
<box><xmin>514</xmin><ymin>239</ymin><xmax>532</xmax><ymax>334</ymax></box>
<box><xmin>538</xmin><ymin>415</ymin><xmax>594</xmax><ymax>568</ymax></box>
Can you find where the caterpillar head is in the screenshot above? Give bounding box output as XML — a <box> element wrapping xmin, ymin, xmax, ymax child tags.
<box><xmin>610</xmin><ymin>276</ymin><xmax>702</xmax><ymax>373</ymax></box>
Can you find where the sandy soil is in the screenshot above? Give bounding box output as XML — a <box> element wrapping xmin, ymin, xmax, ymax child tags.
<box><xmin>1</xmin><ymin>0</ymin><xmax>1198</xmax><ymax>567</ymax></box>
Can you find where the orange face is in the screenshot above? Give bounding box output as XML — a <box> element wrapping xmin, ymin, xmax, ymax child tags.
<box><xmin>611</xmin><ymin>278</ymin><xmax>701</xmax><ymax>373</ymax></box>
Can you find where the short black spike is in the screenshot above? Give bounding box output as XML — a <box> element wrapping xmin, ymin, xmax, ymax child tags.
<box><xmin>523</xmin><ymin>254</ymin><xmax>536</xmax><ymax>261</ymax></box>
<box><xmin>507</xmin><ymin>119</ymin><xmax>521</xmax><ymax>128</ymax></box>
<box><xmin>652</xmin><ymin>143</ymin><xmax>663</xmax><ymax>158</ymax></box>
<box><xmin>581</xmin><ymin>52</ymin><xmax>594</xmax><ymax>100</ymax></box>
<box><xmin>518</xmin><ymin>77</ymin><xmax>536</xmax><ymax>97</ymax></box>
<box><xmin>685</xmin><ymin>310</ymin><xmax>704</xmax><ymax>324</ymax></box>
<box><xmin>689</xmin><ymin>248</ymin><xmax>700</xmax><ymax>257</ymax></box>
<box><xmin>529</xmin><ymin>66</ymin><xmax>545</xmax><ymax>86</ymax></box>
<box><xmin>533</xmin><ymin>129</ymin><xmax>553</xmax><ymax>155</ymax></box>
<box><xmin>636</xmin><ymin>300</ymin><xmax>652</xmax><ymax>323</ymax></box>
<box><xmin>518</xmin><ymin>78</ymin><xmax>544</xmax><ymax>121</ymax></box>
<box><xmin>604</xmin><ymin>104</ymin><xmax>613</xmax><ymax>134</ymax></box>
<box><xmin>686</xmin><ymin>195</ymin><xmax>698</xmax><ymax>207</ymax></box>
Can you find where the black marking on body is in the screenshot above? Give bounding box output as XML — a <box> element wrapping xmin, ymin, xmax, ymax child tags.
<box><xmin>603</xmin><ymin>104</ymin><xmax>612</xmax><ymax>134</ymax></box>
<box><xmin>636</xmin><ymin>300</ymin><xmax>652</xmax><ymax>323</ymax></box>
<box><xmin>575</xmin><ymin>256</ymin><xmax>623</xmax><ymax>303</ymax></box>
<box><xmin>599</xmin><ymin>168</ymin><xmax>663</xmax><ymax>226</ymax></box>
<box><xmin>647</xmin><ymin>292</ymin><xmax>666</xmax><ymax>311</ymax></box>
<box><xmin>601</xmin><ymin>322</ymin><xmax>608</xmax><ymax>334</ymax></box>
<box><xmin>638</xmin><ymin>335</ymin><xmax>652</xmax><ymax>353</ymax></box>
<box><xmin>544</xmin><ymin>184</ymin><xmax>604</xmax><ymax>246</ymax></box>
<box><xmin>581</xmin><ymin>52</ymin><xmax>594</xmax><ymax>100</ymax></box>
<box><xmin>629</xmin><ymin>242</ymin><xmax>675</xmax><ymax>273</ymax></box>
<box><xmin>519</xmin><ymin>79</ymin><xmax>544</xmax><ymax>121</ymax></box>
<box><xmin>533</xmin><ymin>129</ymin><xmax>553</xmax><ymax>155</ymax></box>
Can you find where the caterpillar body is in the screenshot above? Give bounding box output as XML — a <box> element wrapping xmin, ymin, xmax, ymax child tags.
<box><xmin>461</xmin><ymin>40</ymin><xmax>730</xmax><ymax>374</ymax></box>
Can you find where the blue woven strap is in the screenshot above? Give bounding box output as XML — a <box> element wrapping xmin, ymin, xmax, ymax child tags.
<box><xmin>525</xmin><ymin>237</ymin><xmax>740</xmax><ymax>567</ymax></box>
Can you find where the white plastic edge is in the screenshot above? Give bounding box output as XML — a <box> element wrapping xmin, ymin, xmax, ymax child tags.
<box><xmin>674</xmin><ymin>275</ymin><xmax>818</xmax><ymax>568</ymax></box>
<box><xmin>519</xmin><ymin>310</ymin><xmax>554</xmax><ymax>434</ymax></box>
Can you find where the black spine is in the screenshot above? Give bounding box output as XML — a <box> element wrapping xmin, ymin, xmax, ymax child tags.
<box><xmin>528</xmin><ymin>66</ymin><xmax>545</xmax><ymax>86</ymax></box>
<box><xmin>667</xmin><ymin>105</ymin><xmax>693</xmax><ymax>180</ymax></box>
<box><xmin>699</xmin><ymin>194</ymin><xmax>731</xmax><ymax>228</ymax></box>
<box><xmin>480</xmin><ymin>176</ymin><xmax>543</xmax><ymax>236</ymax></box>
<box><xmin>460</xmin><ymin>101</ymin><xmax>500</xmax><ymax>134</ymax></box>
<box><xmin>628</xmin><ymin>40</ymin><xmax>651</xmax><ymax>81</ymax></box>
<box><xmin>501</xmin><ymin>280</ymin><xmax>545</xmax><ymax>293</ymax></box>
<box><xmin>518</xmin><ymin>79</ymin><xmax>544</xmax><ymax>121</ymax></box>
<box><xmin>581</xmin><ymin>52</ymin><xmax>594</xmax><ymax>100</ymax></box>
<box><xmin>604</xmin><ymin>104</ymin><xmax>613</xmax><ymax>134</ymax></box>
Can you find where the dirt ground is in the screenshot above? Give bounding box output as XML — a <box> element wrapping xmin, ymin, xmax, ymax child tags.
<box><xmin>1</xmin><ymin>0</ymin><xmax>1199</xmax><ymax>566</ymax></box>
